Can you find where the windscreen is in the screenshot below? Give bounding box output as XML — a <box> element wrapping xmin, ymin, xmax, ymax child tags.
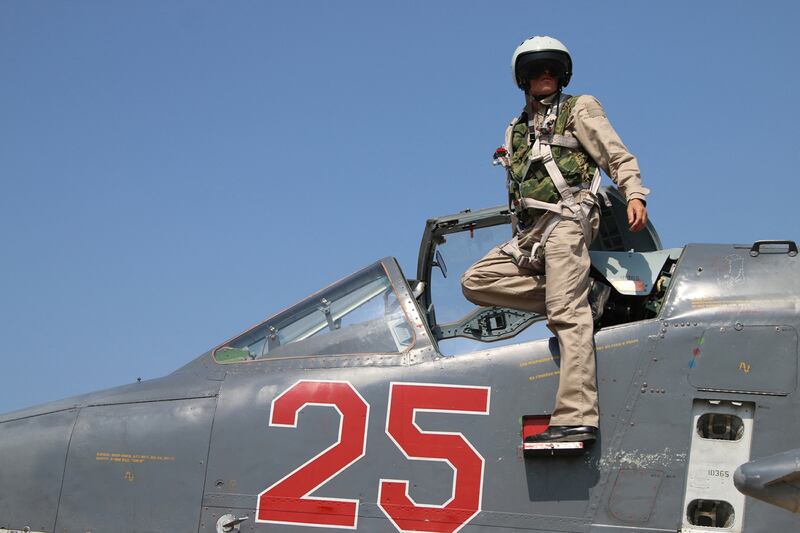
<box><xmin>430</xmin><ymin>223</ymin><xmax>549</xmax><ymax>355</ymax></box>
<box><xmin>214</xmin><ymin>263</ymin><xmax>414</xmax><ymax>362</ymax></box>
<box><xmin>431</xmin><ymin>224</ymin><xmax>512</xmax><ymax>324</ymax></box>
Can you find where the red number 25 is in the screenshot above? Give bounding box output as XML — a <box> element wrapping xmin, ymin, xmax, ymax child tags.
<box><xmin>256</xmin><ymin>380</ymin><xmax>490</xmax><ymax>532</ymax></box>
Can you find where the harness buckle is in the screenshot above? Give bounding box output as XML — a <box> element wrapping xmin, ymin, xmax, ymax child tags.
<box><xmin>539</xmin><ymin>116</ymin><xmax>556</xmax><ymax>136</ymax></box>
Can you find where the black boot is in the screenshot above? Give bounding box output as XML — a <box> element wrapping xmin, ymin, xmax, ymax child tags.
<box><xmin>524</xmin><ymin>425</ymin><xmax>597</xmax><ymax>444</ymax></box>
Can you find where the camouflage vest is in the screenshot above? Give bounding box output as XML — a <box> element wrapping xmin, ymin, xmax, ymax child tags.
<box><xmin>507</xmin><ymin>95</ymin><xmax>598</xmax><ymax>212</ymax></box>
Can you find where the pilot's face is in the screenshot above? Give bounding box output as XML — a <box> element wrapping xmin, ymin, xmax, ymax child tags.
<box><xmin>527</xmin><ymin>62</ymin><xmax>561</xmax><ymax>98</ymax></box>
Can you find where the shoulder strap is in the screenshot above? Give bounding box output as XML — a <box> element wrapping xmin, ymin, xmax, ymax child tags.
<box><xmin>553</xmin><ymin>94</ymin><xmax>578</xmax><ymax>136</ymax></box>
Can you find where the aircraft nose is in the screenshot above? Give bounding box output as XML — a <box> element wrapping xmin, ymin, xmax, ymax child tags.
<box><xmin>0</xmin><ymin>408</ymin><xmax>78</xmax><ymax>530</ymax></box>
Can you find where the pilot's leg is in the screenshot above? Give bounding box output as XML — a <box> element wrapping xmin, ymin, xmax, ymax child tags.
<box><xmin>527</xmin><ymin>208</ymin><xmax>601</xmax><ymax>443</ymax></box>
<box><xmin>461</xmin><ymin>242</ymin><xmax>547</xmax><ymax>315</ymax></box>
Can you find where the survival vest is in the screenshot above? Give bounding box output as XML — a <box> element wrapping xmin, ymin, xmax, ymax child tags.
<box><xmin>494</xmin><ymin>93</ymin><xmax>602</xmax><ymax>271</ymax></box>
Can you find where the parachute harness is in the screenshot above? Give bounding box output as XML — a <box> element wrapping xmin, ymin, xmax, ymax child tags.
<box><xmin>497</xmin><ymin>92</ymin><xmax>601</xmax><ymax>271</ymax></box>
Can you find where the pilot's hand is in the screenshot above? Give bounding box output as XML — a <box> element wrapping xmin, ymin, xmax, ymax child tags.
<box><xmin>627</xmin><ymin>199</ymin><xmax>648</xmax><ymax>232</ymax></box>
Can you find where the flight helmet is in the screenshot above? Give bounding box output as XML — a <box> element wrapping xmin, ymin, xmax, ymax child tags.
<box><xmin>511</xmin><ymin>36</ymin><xmax>572</xmax><ymax>90</ymax></box>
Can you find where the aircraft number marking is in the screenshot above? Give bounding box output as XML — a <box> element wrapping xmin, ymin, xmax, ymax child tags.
<box><xmin>256</xmin><ymin>380</ymin><xmax>370</xmax><ymax>529</ymax></box>
<box><xmin>379</xmin><ymin>382</ymin><xmax>490</xmax><ymax>533</ymax></box>
<box><xmin>256</xmin><ymin>380</ymin><xmax>490</xmax><ymax>533</ymax></box>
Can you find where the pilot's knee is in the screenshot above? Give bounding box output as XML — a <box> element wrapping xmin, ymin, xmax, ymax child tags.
<box><xmin>460</xmin><ymin>265</ymin><xmax>478</xmax><ymax>289</ymax></box>
<box><xmin>462</xmin><ymin>287</ymin><xmax>483</xmax><ymax>306</ymax></box>
<box><xmin>461</xmin><ymin>271</ymin><xmax>487</xmax><ymax>304</ymax></box>
<box><xmin>461</xmin><ymin>274</ymin><xmax>480</xmax><ymax>302</ymax></box>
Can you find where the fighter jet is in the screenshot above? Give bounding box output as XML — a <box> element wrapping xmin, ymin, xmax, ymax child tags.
<box><xmin>1</xmin><ymin>187</ymin><xmax>798</xmax><ymax>533</ymax></box>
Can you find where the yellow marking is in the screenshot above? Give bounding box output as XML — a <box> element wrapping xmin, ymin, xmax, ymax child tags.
<box><xmin>596</xmin><ymin>339</ymin><xmax>639</xmax><ymax>352</ymax></box>
<box><xmin>519</xmin><ymin>356</ymin><xmax>557</xmax><ymax>368</ymax></box>
<box><xmin>96</xmin><ymin>452</ymin><xmax>176</xmax><ymax>464</ymax></box>
<box><xmin>691</xmin><ymin>297</ymin><xmax>798</xmax><ymax>309</ymax></box>
<box><xmin>124</xmin><ymin>471</ymin><xmax>135</xmax><ymax>482</ymax></box>
<box><xmin>739</xmin><ymin>362</ymin><xmax>751</xmax><ymax>374</ymax></box>
<box><xmin>520</xmin><ymin>338</ymin><xmax>637</xmax><ymax>372</ymax></box>
<box><xmin>529</xmin><ymin>370</ymin><xmax>560</xmax><ymax>381</ymax></box>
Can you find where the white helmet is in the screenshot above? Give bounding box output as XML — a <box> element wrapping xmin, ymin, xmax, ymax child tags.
<box><xmin>511</xmin><ymin>36</ymin><xmax>572</xmax><ymax>90</ymax></box>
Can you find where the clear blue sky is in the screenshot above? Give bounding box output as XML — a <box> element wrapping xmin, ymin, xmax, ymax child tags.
<box><xmin>2</xmin><ymin>1</ymin><xmax>798</xmax><ymax>413</ymax></box>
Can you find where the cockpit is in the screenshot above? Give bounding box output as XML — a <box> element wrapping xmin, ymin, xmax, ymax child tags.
<box><xmin>213</xmin><ymin>187</ymin><xmax>680</xmax><ymax>363</ymax></box>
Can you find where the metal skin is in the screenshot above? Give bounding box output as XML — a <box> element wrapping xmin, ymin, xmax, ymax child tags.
<box><xmin>1</xmin><ymin>187</ymin><xmax>799</xmax><ymax>533</ymax></box>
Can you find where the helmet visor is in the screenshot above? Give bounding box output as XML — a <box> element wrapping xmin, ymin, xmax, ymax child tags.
<box><xmin>519</xmin><ymin>59</ymin><xmax>565</xmax><ymax>82</ymax></box>
<box><xmin>515</xmin><ymin>50</ymin><xmax>571</xmax><ymax>87</ymax></box>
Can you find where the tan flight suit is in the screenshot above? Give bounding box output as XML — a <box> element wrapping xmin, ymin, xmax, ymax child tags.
<box><xmin>462</xmin><ymin>95</ymin><xmax>650</xmax><ymax>428</ymax></box>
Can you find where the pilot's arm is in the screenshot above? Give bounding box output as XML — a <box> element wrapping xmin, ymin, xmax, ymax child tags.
<box><xmin>569</xmin><ymin>95</ymin><xmax>650</xmax><ymax>231</ymax></box>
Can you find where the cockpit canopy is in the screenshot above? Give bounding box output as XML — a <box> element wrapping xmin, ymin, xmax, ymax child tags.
<box><xmin>214</xmin><ymin>262</ymin><xmax>416</xmax><ymax>363</ymax></box>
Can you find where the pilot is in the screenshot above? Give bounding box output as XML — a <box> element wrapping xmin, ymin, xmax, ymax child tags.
<box><xmin>461</xmin><ymin>36</ymin><xmax>650</xmax><ymax>444</ymax></box>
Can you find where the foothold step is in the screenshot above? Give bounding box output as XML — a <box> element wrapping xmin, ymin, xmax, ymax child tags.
<box><xmin>523</xmin><ymin>441</ymin><xmax>586</xmax><ymax>456</ymax></box>
<box><xmin>521</xmin><ymin>414</ymin><xmax>589</xmax><ymax>456</ymax></box>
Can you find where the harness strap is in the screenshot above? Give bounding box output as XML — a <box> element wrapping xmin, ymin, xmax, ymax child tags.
<box><xmin>518</xmin><ymin>198</ymin><xmax>561</xmax><ymax>214</ymax></box>
<box><xmin>500</xmin><ymin>238</ymin><xmax>525</xmax><ymax>265</ymax></box>
<box><xmin>500</xmin><ymin>234</ymin><xmax>541</xmax><ymax>271</ymax></box>
<box><xmin>541</xmin><ymin>144</ymin><xmax>580</xmax><ymax>211</ymax></box>
<box><xmin>541</xmin><ymin>144</ymin><xmax>603</xmax><ymax>247</ymax></box>
<box><xmin>538</xmin><ymin>134</ymin><xmax>580</xmax><ymax>149</ymax></box>
<box><xmin>529</xmin><ymin>213</ymin><xmax>563</xmax><ymax>264</ymax></box>
<box><xmin>596</xmin><ymin>187</ymin><xmax>613</xmax><ymax>209</ymax></box>
<box><xmin>498</xmin><ymin>210</ymin><xmax>566</xmax><ymax>271</ymax></box>
<box><xmin>518</xmin><ymin>183</ymin><xmax>590</xmax><ymax>213</ymax></box>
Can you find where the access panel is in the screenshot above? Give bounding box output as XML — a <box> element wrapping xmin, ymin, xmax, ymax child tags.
<box><xmin>688</xmin><ymin>325</ymin><xmax>797</xmax><ymax>395</ymax></box>
<box><xmin>56</xmin><ymin>398</ymin><xmax>216</xmax><ymax>533</ymax></box>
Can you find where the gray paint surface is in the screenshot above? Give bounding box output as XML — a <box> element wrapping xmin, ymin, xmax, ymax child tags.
<box><xmin>56</xmin><ymin>398</ymin><xmax>216</xmax><ymax>532</ymax></box>
<box><xmin>0</xmin><ymin>410</ymin><xmax>77</xmax><ymax>532</ymax></box>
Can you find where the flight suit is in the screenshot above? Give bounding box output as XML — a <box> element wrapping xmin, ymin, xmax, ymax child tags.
<box><xmin>461</xmin><ymin>94</ymin><xmax>649</xmax><ymax>428</ymax></box>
